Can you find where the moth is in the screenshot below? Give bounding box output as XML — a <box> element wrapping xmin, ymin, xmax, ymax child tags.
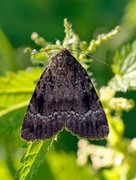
<box><xmin>21</xmin><ymin>49</ymin><xmax>109</xmax><ymax>141</ymax></box>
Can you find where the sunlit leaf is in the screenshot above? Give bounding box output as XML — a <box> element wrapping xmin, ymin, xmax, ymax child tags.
<box><xmin>109</xmin><ymin>41</ymin><xmax>136</xmax><ymax>91</ymax></box>
<box><xmin>0</xmin><ymin>67</ymin><xmax>42</xmax><ymax>110</ymax></box>
<box><xmin>0</xmin><ymin>68</ymin><xmax>42</xmax><ymax>137</ymax></box>
<box><xmin>15</xmin><ymin>140</ymin><xmax>54</xmax><ymax>180</ymax></box>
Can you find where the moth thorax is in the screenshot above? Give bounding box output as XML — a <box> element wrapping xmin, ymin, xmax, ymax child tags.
<box><xmin>56</xmin><ymin>67</ymin><xmax>68</xmax><ymax>76</ymax></box>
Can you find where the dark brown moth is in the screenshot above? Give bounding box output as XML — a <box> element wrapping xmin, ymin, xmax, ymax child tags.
<box><xmin>21</xmin><ymin>49</ymin><xmax>109</xmax><ymax>141</ymax></box>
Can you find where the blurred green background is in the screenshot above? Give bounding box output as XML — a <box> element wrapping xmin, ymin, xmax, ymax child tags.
<box><xmin>0</xmin><ymin>0</ymin><xmax>136</xmax><ymax>179</ymax></box>
<box><xmin>0</xmin><ymin>0</ymin><xmax>127</xmax><ymax>47</ymax></box>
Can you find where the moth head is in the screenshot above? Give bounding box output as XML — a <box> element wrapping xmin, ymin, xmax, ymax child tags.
<box><xmin>49</xmin><ymin>49</ymin><xmax>75</xmax><ymax>77</ymax></box>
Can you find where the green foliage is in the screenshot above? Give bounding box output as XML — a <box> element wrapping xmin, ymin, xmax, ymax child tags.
<box><xmin>30</xmin><ymin>18</ymin><xmax>119</xmax><ymax>69</ymax></box>
<box><xmin>109</xmin><ymin>41</ymin><xmax>136</xmax><ymax>91</ymax></box>
<box><xmin>0</xmin><ymin>68</ymin><xmax>42</xmax><ymax>110</ymax></box>
<box><xmin>0</xmin><ymin>18</ymin><xmax>136</xmax><ymax>180</ymax></box>
<box><xmin>16</xmin><ymin>140</ymin><xmax>54</xmax><ymax>180</ymax></box>
<box><xmin>0</xmin><ymin>68</ymin><xmax>42</xmax><ymax>137</ymax></box>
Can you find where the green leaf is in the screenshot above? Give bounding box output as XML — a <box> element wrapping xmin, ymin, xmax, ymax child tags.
<box><xmin>109</xmin><ymin>41</ymin><xmax>136</xmax><ymax>91</ymax></box>
<box><xmin>15</xmin><ymin>140</ymin><xmax>54</xmax><ymax>180</ymax></box>
<box><xmin>0</xmin><ymin>67</ymin><xmax>42</xmax><ymax>110</ymax></box>
<box><xmin>0</xmin><ymin>67</ymin><xmax>42</xmax><ymax>137</ymax></box>
<box><xmin>0</xmin><ymin>103</ymin><xmax>26</xmax><ymax>137</ymax></box>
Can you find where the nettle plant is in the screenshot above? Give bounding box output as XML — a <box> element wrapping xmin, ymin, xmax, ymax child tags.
<box><xmin>0</xmin><ymin>19</ymin><xmax>136</xmax><ymax>179</ymax></box>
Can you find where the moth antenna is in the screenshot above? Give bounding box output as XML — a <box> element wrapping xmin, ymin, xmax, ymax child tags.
<box><xmin>25</xmin><ymin>48</ymin><xmax>108</xmax><ymax>66</ymax></box>
<box><xmin>71</xmin><ymin>49</ymin><xmax>109</xmax><ymax>66</ymax></box>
